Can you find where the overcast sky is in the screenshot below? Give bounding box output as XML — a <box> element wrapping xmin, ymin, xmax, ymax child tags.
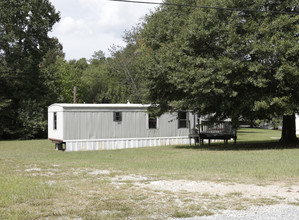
<box><xmin>48</xmin><ymin>0</ymin><xmax>162</xmax><ymax>60</ymax></box>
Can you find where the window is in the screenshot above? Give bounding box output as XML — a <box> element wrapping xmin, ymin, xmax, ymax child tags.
<box><xmin>53</xmin><ymin>112</ymin><xmax>57</xmax><ymax>130</ymax></box>
<box><xmin>113</xmin><ymin>112</ymin><xmax>122</xmax><ymax>122</ymax></box>
<box><xmin>148</xmin><ymin>114</ymin><xmax>157</xmax><ymax>129</ymax></box>
<box><xmin>178</xmin><ymin>111</ymin><xmax>188</xmax><ymax>128</ymax></box>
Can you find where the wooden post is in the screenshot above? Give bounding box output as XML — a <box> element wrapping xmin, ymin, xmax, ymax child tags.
<box><xmin>73</xmin><ymin>86</ymin><xmax>77</xmax><ymax>104</ymax></box>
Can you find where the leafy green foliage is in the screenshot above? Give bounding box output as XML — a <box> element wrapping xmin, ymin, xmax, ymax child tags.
<box><xmin>0</xmin><ymin>0</ymin><xmax>60</xmax><ymax>139</ymax></box>
<box><xmin>108</xmin><ymin>44</ymin><xmax>147</xmax><ymax>103</ymax></box>
<box><xmin>1</xmin><ymin>0</ymin><xmax>297</xmax><ymax>141</ymax></box>
<box><xmin>55</xmin><ymin>58</ymin><xmax>87</xmax><ymax>103</ymax></box>
<box><xmin>52</xmin><ymin>45</ymin><xmax>148</xmax><ymax>105</ymax></box>
<box><xmin>17</xmin><ymin>99</ymin><xmax>48</xmax><ymax>139</ymax></box>
<box><xmin>82</xmin><ymin>52</ymin><xmax>111</xmax><ymax>103</ymax></box>
<box><xmin>140</xmin><ymin>0</ymin><xmax>299</xmax><ymax>141</ymax></box>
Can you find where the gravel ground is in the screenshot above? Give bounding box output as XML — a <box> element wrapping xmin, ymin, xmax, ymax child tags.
<box><xmin>175</xmin><ymin>204</ymin><xmax>299</xmax><ymax>220</ymax></box>
<box><xmin>136</xmin><ymin>179</ymin><xmax>299</xmax><ymax>202</ymax></box>
<box><xmin>104</xmin><ymin>171</ymin><xmax>299</xmax><ymax>219</ymax></box>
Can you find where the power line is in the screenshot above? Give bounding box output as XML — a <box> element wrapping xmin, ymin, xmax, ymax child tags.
<box><xmin>109</xmin><ymin>0</ymin><xmax>299</xmax><ymax>15</ymax></box>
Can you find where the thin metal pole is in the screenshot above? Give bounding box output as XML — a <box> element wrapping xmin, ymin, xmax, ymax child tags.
<box><xmin>73</xmin><ymin>86</ymin><xmax>77</xmax><ymax>104</ymax></box>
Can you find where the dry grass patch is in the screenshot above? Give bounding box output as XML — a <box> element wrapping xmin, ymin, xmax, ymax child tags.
<box><xmin>1</xmin><ymin>129</ymin><xmax>299</xmax><ymax>219</ymax></box>
<box><xmin>0</xmin><ymin>161</ymin><xmax>297</xmax><ymax>219</ymax></box>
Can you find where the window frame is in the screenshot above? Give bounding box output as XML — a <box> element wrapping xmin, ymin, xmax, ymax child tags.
<box><xmin>147</xmin><ymin>114</ymin><xmax>158</xmax><ymax>129</ymax></box>
<box><xmin>113</xmin><ymin>111</ymin><xmax>122</xmax><ymax>122</ymax></box>
<box><xmin>178</xmin><ymin>111</ymin><xmax>189</xmax><ymax>129</ymax></box>
<box><xmin>53</xmin><ymin>112</ymin><xmax>57</xmax><ymax>130</ymax></box>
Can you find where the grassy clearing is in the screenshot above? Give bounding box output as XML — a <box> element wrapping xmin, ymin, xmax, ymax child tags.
<box><xmin>0</xmin><ymin>128</ymin><xmax>299</xmax><ymax>219</ymax></box>
<box><xmin>237</xmin><ymin>128</ymin><xmax>282</xmax><ymax>142</ymax></box>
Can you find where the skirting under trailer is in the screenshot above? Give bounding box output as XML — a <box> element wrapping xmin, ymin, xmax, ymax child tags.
<box><xmin>50</xmin><ymin>137</ymin><xmax>192</xmax><ymax>152</ymax></box>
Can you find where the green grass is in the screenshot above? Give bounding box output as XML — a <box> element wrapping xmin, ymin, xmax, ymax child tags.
<box><xmin>237</xmin><ymin>128</ymin><xmax>282</xmax><ymax>142</ymax></box>
<box><xmin>0</xmin><ymin>128</ymin><xmax>299</xmax><ymax>219</ymax></box>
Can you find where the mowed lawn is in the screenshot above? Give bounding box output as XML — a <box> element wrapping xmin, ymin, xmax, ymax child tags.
<box><xmin>1</xmin><ymin>128</ymin><xmax>299</xmax><ymax>219</ymax></box>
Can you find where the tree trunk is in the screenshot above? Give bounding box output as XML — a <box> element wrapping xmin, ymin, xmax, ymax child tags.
<box><xmin>279</xmin><ymin>114</ymin><xmax>298</xmax><ymax>143</ymax></box>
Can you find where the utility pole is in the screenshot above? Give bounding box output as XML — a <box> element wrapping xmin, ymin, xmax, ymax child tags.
<box><xmin>73</xmin><ymin>86</ymin><xmax>77</xmax><ymax>104</ymax></box>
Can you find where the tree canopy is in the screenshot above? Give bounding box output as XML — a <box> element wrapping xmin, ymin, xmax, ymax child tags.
<box><xmin>0</xmin><ymin>0</ymin><xmax>60</xmax><ymax>138</ymax></box>
<box><xmin>140</xmin><ymin>0</ymin><xmax>299</xmax><ymax>142</ymax></box>
<box><xmin>1</xmin><ymin>0</ymin><xmax>298</xmax><ymax>142</ymax></box>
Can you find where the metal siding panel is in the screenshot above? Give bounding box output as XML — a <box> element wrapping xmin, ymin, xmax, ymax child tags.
<box><xmin>119</xmin><ymin>111</ymin><xmax>128</xmax><ymax>138</ymax></box>
<box><xmin>96</xmin><ymin>112</ymin><xmax>102</xmax><ymax>139</ymax></box>
<box><xmin>88</xmin><ymin>112</ymin><xmax>95</xmax><ymax>139</ymax></box>
<box><xmin>136</xmin><ymin>112</ymin><xmax>146</xmax><ymax>137</ymax></box>
<box><xmin>114</xmin><ymin>116</ymin><xmax>121</xmax><ymax>138</ymax></box>
<box><xmin>161</xmin><ymin>113</ymin><xmax>176</xmax><ymax>137</ymax></box>
<box><xmin>157</xmin><ymin>113</ymin><xmax>179</xmax><ymax>137</ymax></box>
<box><xmin>103</xmin><ymin>112</ymin><xmax>111</xmax><ymax>138</ymax></box>
<box><xmin>79</xmin><ymin>112</ymin><xmax>85</xmax><ymax>139</ymax></box>
<box><xmin>124</xmin><ymin>112</ymin><xmax>136</xmax><ymax>138</ymax></box>
<box><xmin>64</xmin><ymin>112</ymin><xmax>71</xmax><ymax>139</ymax></box>
<box><xmin>62</xmin><ymin>109</ymin><xmax>192</xmax><ymax>141</ymax></box>
<box><xmin>74</xmin><ymin>112</ymin><xmax>80</xmax><ymax>139</ymax></box>
<box><xmin>135</xmin><ymin>112</ymin><xmax>145</xmax><ymax>137</ymax></box>
<box><xmin>132</xmin><ymin>112</ymin><xmax>138</xmax><ymax>137</ymax></box>
<box><xmin>63</xmin><ymin>112</ymin><xmax>70</xmax><ymax>140</ymax></box>
<box><xmin>92</xmin><ymin>112</ymin><xmax>97</xmax><ymax>139</ymax></box>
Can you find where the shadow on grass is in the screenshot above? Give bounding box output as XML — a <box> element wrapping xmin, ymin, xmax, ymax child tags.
<box><xmin>175</xmin><ymin>140</ymin><xmax>299</xmax><ymax>151</ymax></box>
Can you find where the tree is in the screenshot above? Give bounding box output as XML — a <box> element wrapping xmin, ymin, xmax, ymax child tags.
<box><xmin>55</xmin><ymin>58</ymin><xmax>87</xmax><ymax>103</ymax></box>
<box><xmin>140</xmin><ymin>0</ymin><xmax>299</xmax><ymax>143</ymax></box>
<box><xmin>81</xmin><ymin>51</ymin><xmax>111</xmax><ymax>103</ymax></box>
<box><xmin>39</xmin><ymin>37</ymin><xmax>65</xmax><ymax>104</ymax></box>
<box><xmin>107</xmin><ymin>27</ymin><xmax>148</xmax><ymax>103</ymax></box>
<box><xmin>0</xmin><ymin>0</ymin><xmax>60</xmax><ymax>139</ymax></box>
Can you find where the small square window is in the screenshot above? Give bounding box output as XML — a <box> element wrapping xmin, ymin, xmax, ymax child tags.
<box><xmin>113</xmin><ymin>112</ymin><xmax>122</xmax><ymax>122</ymax></box>
<box><xmin>148</xmin><ymin>115</ymin><xmax>157</xmax><ymax>129</ymax></box>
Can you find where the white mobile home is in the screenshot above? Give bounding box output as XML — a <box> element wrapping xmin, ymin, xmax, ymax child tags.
<box><xmin>48</xmin><ymin>103</ymin><xmax>196</xmax><ymax>151</ymax></box>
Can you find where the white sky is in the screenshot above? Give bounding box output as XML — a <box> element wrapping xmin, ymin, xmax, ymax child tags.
<box><xmin>48</xmin><ymin>0</ymin><xmax>162</xmax><ymax>60</ymax></box>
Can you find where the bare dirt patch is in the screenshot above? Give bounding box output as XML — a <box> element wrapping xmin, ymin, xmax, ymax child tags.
<box><xmin>19</xmin><ymin>166</ymin><xmax>299</xmax><ymax>219</ymax></box>
<box><xmin>136</xmin><ymin>180</ymin><xmax>299</xmax><ymax>203</ymax></box>
<box><xmin>24</xmin><ymin>167</ymin><xmax>41</xmax><ymax>172</ymax></box>
<box><xmin>111</xmin><ymin>174</ymin><xmax>151</xmax><ymax>182</ymax></box>
<box><xmin>89</xmin><ymin>170</ymin><xmax>111</xmax><ymax>175</ymax></box>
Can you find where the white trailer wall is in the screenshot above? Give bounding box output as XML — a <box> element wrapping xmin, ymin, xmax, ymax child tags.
<box><xmin>48</xmin><ymin>104</ymin><xmax>197</xmax><ymax>151</ymax></box>
<box><xmin>63</xmin><ymin>111</ymin><xmax>192</xmax><ymax>140</ymax></box>
<box><xmin>48</xmin><ymin>105</ymin><xmax>64</xmax><ymax>141</ymax></box>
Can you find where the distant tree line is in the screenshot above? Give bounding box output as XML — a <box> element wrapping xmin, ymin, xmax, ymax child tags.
<box><xmin>0</xmin><ymin>0</ymin><xmax>298</xmax><ymax>143</ymax></box>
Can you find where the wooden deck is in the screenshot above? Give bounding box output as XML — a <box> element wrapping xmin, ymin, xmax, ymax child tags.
<box><xmin>189</xmin><ymin>121</ymin><xmax>237</xmax><ymax>146</ymax></box>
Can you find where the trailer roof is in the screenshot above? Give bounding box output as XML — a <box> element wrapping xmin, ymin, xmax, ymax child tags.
<box><xmin>49</xmin><ymin>103</ymin><xmax>151</xmax><ymax>109</ymax></box>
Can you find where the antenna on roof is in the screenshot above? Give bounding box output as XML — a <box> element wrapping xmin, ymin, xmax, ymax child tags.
<box><xmin>127</xmin><ymin>100</ymin><xmax>130</xmax><ymax>104</ymax></box>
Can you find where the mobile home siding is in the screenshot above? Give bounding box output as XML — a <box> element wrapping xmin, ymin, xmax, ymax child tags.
<box><xmin>63</xmin><ymin>110</ymin><xmax>192</xmax><ymax>140</ymax></box>
<box><xmin>48</xmin><ymin>104</ymin><xmax>196</xmax><ymax>151</ymax></box>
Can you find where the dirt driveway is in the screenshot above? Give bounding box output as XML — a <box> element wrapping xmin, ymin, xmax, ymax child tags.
<box><xmin>25</xmin><ymin>166</ymin><xmax>299</xmax><ymax>219</ymax></box>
